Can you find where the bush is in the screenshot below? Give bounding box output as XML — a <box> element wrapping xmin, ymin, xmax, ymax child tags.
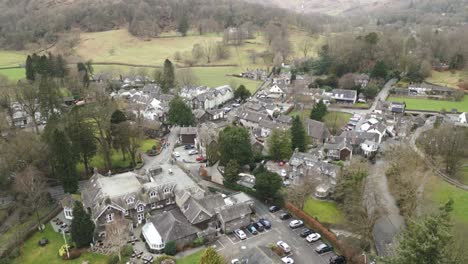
<box><xmin>62</xmin><ymin>248</ymin><xmax>81</xmax><ymax>260</ymax></box>
<box><xmin>191</xmin><ymin>237</ymin><xmax>205</xmax><ymax>247</ymax></box>
<box><xmin>107</xmin><ymin>254</ymin><xmax>119</xmax><ymax>264</ymax></box>
<box><xmin>58</xmin><ymin>244</ymin><xmax>72</xmax><ymax>257</ymax></box>
<box><xmin>164</xmin><ymin>241</ymin><xmax>177</xmax><ymax>256</ymax></box>
<box><xmin>122</xmin><ymin>245</ymin><xmax>133</xmax><ymax>257</ymax></box>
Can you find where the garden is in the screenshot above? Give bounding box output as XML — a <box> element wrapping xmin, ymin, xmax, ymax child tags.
<box><xmin>388</xmin><ymin>95</ymin><xmax>468</xmax><ymax>112</ymax></box>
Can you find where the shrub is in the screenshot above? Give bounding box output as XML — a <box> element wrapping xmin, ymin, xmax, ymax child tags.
<box><xmin>191</xmin><ymin>237</ymin><xmax>205</xmax><ymax>247</ymax></box>
<box><xmin>164</xmin><ymin>241</ymin><xmax>177</xmax><ymax>256</ymax></box>
<box><xmin>155</xmin><ymin>254</ymin><xmax>176</xmax><ymax>264</ymax></box>
<box><xmin>122</xmin><ymin>245</ymin><xmax>133</xmax><ymax>257</ymax></box>
<box><xmin>58</xmin><ymin>244</ymin><xmax>72</xmax><ymax>257</ymax></box>
<box><xmin>62</xmin><ymin>248</ymin><xmax>81</xmax><ymax>260</ymax></box>
<box><xmin>107</xmin><ymin>254</ymin><xmax>119</xmax><ymax>264</ymax></box>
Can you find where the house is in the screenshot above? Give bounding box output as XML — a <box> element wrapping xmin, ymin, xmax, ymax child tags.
<box><xmin>237</xmin><ymin>173</ymin><xmax>256</xmax><ymax>189</ymax></box>
<box><xmin>238</xmin><ymin>110</ymin><xmax>270</xmax><ymax>129</ymax></box>
<box><xmin>361</xmin><ymin>140</ymin><xmax>379</xmax><ymax>157</ymax></box>
<box><xmin>269</xmin><ymin>84</ymin><xmax>286</xmax><ymax>95</ymax></box>
<box><xmin>193</xmin><ymin>109</ymin><xmax>208</xmax><ymax>123</ymax></box>
<box><xmin>408</xmin><ymin>83</ymin><xmax>457</xmax><ymax>96</ymax></box>
<box><xmin>331</xmin><ymin>89</ymin><xmax>357</xmax><ymax>104</ymax></box>
<box><xmin>179</xmin><ymin>127</ymin><xmax>198</xmax><ymax>145</ymax></box>
<box><xmin>390</xmin><ymin>102</ymin><xmax>406</xmax><ymax>114</ymax></box>
<box><xmin>60</xmin><ymin>194</ymin><xmax>76</xmax><ymax>220</ymax></box>
<box><xmin>216</xmin><ymin>203</ymin><xmax>252</xmax><ymax>233</ymax></box>
<box><xmin>80</xmin><ymin>171</ymin><xmax>177</xmax><ymax>236</ymax></box>
<box><xmin>176</xmin><ymin>190</ymin><xmax>225</xmax><ymax>229</ymax></box>
<box><xmin>323</xmin><ymin>140</ymin><xmax>353</xmax><ymax>161</ymax></box>
<box><xmin>305</xmin><ymin>119</ymin><xmax>330</xmax><ymax>144</ymax></box>
<box><xmin>257</xmin><ymin>119</ymin><xmax>289</xmax><ymax>138</ymax></box>
<box><xmin>335</xmin><ymin>131</ymin><xmax>379</xmax><ymax>154</ymax></box>
<box><xmin>142</xmin><ymin>209</ymin><xmax>200</xmax><ymax>253</ymax></box>
<box><xmin>276</xmin><ymin>115</ymin><xmax>293</xmax><ymax>125</ymax></box>
<box><xmin>458</xmin><ymin>112</ymin><xmax>467</xmax><ymax>124</ymax></box>
<box><xmin>205</xmin><ymin>109</ymin><xmax>225</xmax><ymax>121</ymax></box>
<box><xmin>224</xmin><ymin>192</ymin><xmax>255</xmax><ymax>208</ymax></box>
<box><xmin>367</xmin><ymin>123</ymin><xmax>387</xmax><ymax>143</ymax></box>
<box><xmin>191</xmin><ymin>85</ymin><xmax>234</xmax><ymax>110</ymax></box>
<box><xmin>355</xmin><ymin>74</ymin><xmax>370</xmax><ymax>88</ymax></box>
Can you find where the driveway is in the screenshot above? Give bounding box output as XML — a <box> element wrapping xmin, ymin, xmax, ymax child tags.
<box><xmin>216</xmin><ymin>202</ymin><xmax>337</xmax><ymax>264</ymax></box>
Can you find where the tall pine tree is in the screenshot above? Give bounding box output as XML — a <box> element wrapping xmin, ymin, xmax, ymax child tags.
<box><xmin>310</xmin><ymin>100</ymin><xmax>328</xmax><ymax>121</ymax></box>
<box><xmin>25</xmin><ymin>55</ymin><xmax>35</xmax><ymax>81</ymax></box>
<box><xmin>291</xmin><ymin>116</ymin><xmax>306</xmax><ymax>152</ymax></box>
<box><xmin>162</xmin><ymin>59</ymin><xmax>175</xmax><ymax>93</ymax></box>
<box><xmin>177</xmin><ymin>16</ymin><xmax>189</xmax><ymax>37</ymax></box>
<box><xmin>49</xmin><ymin>129</ymin><xmax>78</xmax><ymax>193</ymax></box>
<box><xmin>70</xmin><ymin>201</ymin><xmax>95</xmax><ymax>248</ymax></box>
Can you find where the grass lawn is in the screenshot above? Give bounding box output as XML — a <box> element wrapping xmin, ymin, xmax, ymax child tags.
<box><xmin>13</xmin><ymin>224</ymin><xmax>108</xmax><ymax>264</ymax></box>
<box><xmin>191</xmin><ymin>66</ymin><xmax>261</xmax><ymax>93</ymax></box>
<box><xmin>458</xmin><ymin>164</ymin><xmax>468</xmax><ymax>185</ymax></box>
<box><xmin>0</xmin><ymin>67</ymin><xmax>25</xmax><ymax>81</ymax></box>
<box><xmin>0</xmin><ymin>50</ymin><xmax>26</xmax><ymax>67</ymax></box>
<box><xmin>388</xmin><ymin>96</ymin><xmax>468</xmax><ymax>112</ymax></box>
<box><xmin>303</xmin><ymin>198</ymin><xmax>345</xmax><ymax>226</ymax></box>
<box><xmin>139</xmin><ymin>138</ymin><xmax>158</xmax><ymax>153</ymax></box>
<box><xmin>426</xmin><ymin>70</ymin><xmax>464</xmax><ymax>89</ymax></box>
<box><xmin>323</xmin><ymin>111</ymin><xmax>352</xmax><ymax>131</ymax></box>
<box><xmin>176</xmin><ymin>249</ymin><xmax>204</xmax><ymax>264</ymax></box>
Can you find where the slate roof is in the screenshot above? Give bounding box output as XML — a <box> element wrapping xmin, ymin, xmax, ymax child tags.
<box><xmin>259</xmin><ymin>119</ymin><xmax>289</xmax><ymax>131</ymax></box>
<box><xmin>338</xmin><ymin>131</ymin><xmax>379</xmax><ymax>146</ymax></box>
<box><xmin>331</xmin><ymin>89</ymin><xmax>357</xmax><ymax>101</ymax></box>
<box><xmin>276</xmin><ymin>114</ymin><xmax>293</xmax><ymax>124</ymax></box>
<box><xmin>180</xmin><ymin>127</ymin><xmax>197</xmax><ymax>135</ymax></box>
<box><xmin>150</xmin><ymin>209</ymin><xmax>200</xmax><ymax>243</ymax></box>
<box><xmin>217</xmin><ymin>203</ymin><xmax>252</xmax><ymax>223</ymax></box>
<box><xmin>239</xmin><ymin>110</ymin><xmax>269</xmax><ymax>124</ymax></box>
<box><xmin>305</xmin><ymin>119</ymin><xmax>329</xmax><ymax>141</ymax></box>
<box><xmin>178</xmin><ymin>193</ymin><xmax>225</xmax><ymax>225</ymax></box>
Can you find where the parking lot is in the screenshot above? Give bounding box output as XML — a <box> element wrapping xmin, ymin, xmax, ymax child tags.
<box><xmin>215</xmin><ymin>202</ymin><xmax>338</xmax><ymax>264</ymax></box>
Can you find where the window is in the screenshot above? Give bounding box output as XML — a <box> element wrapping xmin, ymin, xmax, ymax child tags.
<box><xmin>64</xmin><ymin>208</ymin><xmax>73</xmax><ymax>218</ymax></box>
<box><xmin>106</xmin><ymin>213</ymin><xmax>114</xmax><ymax>222</ymax></box>
<box><xmin>164</xmin><ymin>187</ymin><xmax>170</xmax><ymax>194</ymax></box>
<box><xmin>126</xmin><ymin>197</ymin><xmax>134</xmax><ymax>205</ymax></box>
<box><xmin>137</xmin><ymin>204</ymin><xmax>145</xmax><ymax>212</ymax></box>
<box><xmin>149</xmin><ymin>191</ymin><xmax>156</xmax><ymax>198</ymax></box>
<box><xmin>183</xmin><ymin>203</ymin><xmax>189</xmax><ymax>211</ymax></box>
<box><xmin>151</xmin><ymin>203</ymin><xmax>156</xmax><ymax>209</ymax></box>
<box><xmin>124</xmin><ymin>210</ymin><xmax>129</xmax><ymax>216</ymax></box>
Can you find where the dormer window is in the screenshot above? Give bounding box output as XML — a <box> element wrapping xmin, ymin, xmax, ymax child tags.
<box><xmin>149</xmin><ymin>191</ymin><xmax>156</xmax><ymax>198</ymax></box>
<box><xmin>106</xmin><ymin>213</ymin><xmax>114</xmax><ymax>222</ymax></box>
<box><xmin>126</xmin><ymin>197</ymin><xmax>134</xmax><ymax>205</ymax></box>
<box><xmin>137</xmin><ymin>204</ymin><xmax>145</xmax><ymax>212</ymax></box>
<box><xmin>164</xmin><ymin>187</ymin><xmax>170</xmax><ymax>194</ymax></box>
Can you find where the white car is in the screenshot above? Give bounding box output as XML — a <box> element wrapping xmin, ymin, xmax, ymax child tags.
<box><xmin>288</xmin><ymin>220</ymin><xmax>304</xmax><ymax>229</ymax></box>
<box><xmin>234</xmin><ymin>229</ymin><xmax>247</xmax><ymax>240</ymax></box>
<box><xmin>231</xmin><ymin>259</ymin><xmax>240</xmax><ymax>264</ymax></box>
<box><xmin>276</xmin><ymin>241</ymin><xmax>291</xmax><ymax>253</ymax></box>
<box><xmin>281</xmin><ymin>169</ymin><xmax>287</xmax><ymax>177</ymax></box>
<box><xmin>188</xmin><ymin>149</ymin><xmax>198</xmax><ymax>155</ymax></box>
<box><xmin>306</xmin><ymin>233</ymin><xmax>321</xmax><ymax>243</ymax></box>
<box><xmin>173</xmin><ymin>152</ymin><xmax>180</xmax><ymax>158</ymax></box>
<box><xmin>281</xmin><ymin>256</ymin><xmax>294</xmax><ymax>264</ymax></box>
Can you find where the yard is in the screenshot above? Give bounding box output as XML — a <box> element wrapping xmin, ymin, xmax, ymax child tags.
<box><xmin>12</xmin><ymin>224</ymin><xmax>108</xmax><ymax>264</ymax></box>
<box><xmin>176</xmin><ymin>249</ymin><xmax>204</xmax><ymax>264</ymax></box>
<box><xmin>303</xmin><ymin>198</ymin><xmax>345</xmax><ymax>226</ymax></box>
<box><xmin>323</xmin><ymin>111</ymin><xmax>352</xmax><ymax>134</ymax></box>
<box><xmin>388</xmin><ymin>95</ymin><xmax>468</xmax><ymax>112</ymax></box>
<box><xmin>426</xmin><ymin>70</ymin><xmax>465</xmax><ymax>89</ymax></box>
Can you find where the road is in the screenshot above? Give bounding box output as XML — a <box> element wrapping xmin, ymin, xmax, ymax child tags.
<box><xmin>139</xmin><ymin>126</ymin><xmax>180</xmax><ymax>171</ymax></box>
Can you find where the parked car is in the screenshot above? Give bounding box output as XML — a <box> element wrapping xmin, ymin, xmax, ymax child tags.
<box><xmin>184</xmin><ymin>144</ymin><xmax>194</xmax><ymax>149</ymax></box>
<box><xmin>329</xmin><ymin>255</ymin><xmax>346</xmax><ymax>264</ymax></box>
<box><xmin>281</xmin><ymin>256</ymin><xmax>294</xmax><ymax>264</ymax></box>
<box><xmin>253</xmin><ymin>222</ymin><xmax>265</xmax><ymax>232</ymax></box>
<box><xmin>289</xmin><ymin>220</ymin><xmax>304</xmax><ymax>229</ymax></box>
<box><xmin>281</xmin><ymin>169</ymin><xmax>287</xmax><ymax>177</ymax></box>
<box><xmin>247</xmin><ymin>225</ymin><xmax>258</xmax><ymax>235</ymax></box>
<box><xmin>280</xmin><ymin>212</ymin><xmax>292</xmax><ymax>220</ymax></box>
<box><xmin>259</xmin><ymin>218</ymin><xmax>271</xmax><ymax>229</ymax></box>
<box><xmin>188</xmin><ymin>149</ymin><xmax>198</xmax><ymax>155</ymax></box>
<box><xmin>283</xmin><ymin>180</ymin><xmax>291</xmax><ymax>186</ymax></box>
<box><xmin>276</xmin><ymin>241</ymin><xmax>291</xmax><ymax>254</ymax></box>
<box><xmin>234</xmin><ymin>229</ymin><xmax>247</xmax><ymax>240</ymax></box>
<box><xmin>196</xmin><ymin>156</ymin><xmax>207</xmax><ymax>162</ymax></box>
<box><xmin>299</xmin><ymin>228</ymin><xmax>313</xmax><ymax>238</ymax></box>
<box><xmin>306</xmin><ymin>233</ymin><xmax>321</xmax><ymax>243</ymax></box>
<box><xmin>269</xmin><ymin>205</ymin><xmax>280</xmax><ymax>212</ymax></box>
<box><xmin>224</xmin><ymin>107</ymin><xmax>232</xmax><ymax>113</ymax></box>
<box><xmin>172</xmin><ymin>152</ymin><xmax>180</xmax><ymax>157</ymax></box>
<box><xmin>232</xmin><ymin>103</ymin><xmax>240</xmax><ymax>108</ymax></box>
<box><xmin>315</xmin><ymin>243</ymin><xmax>333</xmax><ymax>254</ymax></box>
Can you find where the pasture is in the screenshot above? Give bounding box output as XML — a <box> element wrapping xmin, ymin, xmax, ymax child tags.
<box><xmin>388</xmin><ymin>96</ymin><xmax>468</xmax><ymax>112</ymax></box>
<box><xmin>426</xmin><ymin>70</ymin><xmax>465</xmax><ymax>89</ymax></box>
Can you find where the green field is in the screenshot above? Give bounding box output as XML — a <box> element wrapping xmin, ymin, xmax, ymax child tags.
<box><xmin>176</xmin><ymin>249</ymin><xmax>204</xmax><ymax>264</ymax></box>
<box><xmin>426</xmin><ymin>70</ymin><xmax>464</xmax><ymax>89</ymax></box>
<box><xmin>0</xmin><ymin>67</ymin><xmax>25</xmax><ymax>81</ymax></box>
<box><xmin>388</xmin><ymin>96</ymin><xmax>468</xmax><ymax>112</ymax></box>
<box><xmin>12</xmin><ymin>224</ymin><xmax>108</xmax><ymax>264</ymax></box>
<box><xmin>323</xmin><ymin>111</ymin><xmax>352</xmax><ymax>132</ymax></box>
<box><xmin>303</xmin><ymin>198</ymin><xmax>345</xmax><ymax>226</ymax></box>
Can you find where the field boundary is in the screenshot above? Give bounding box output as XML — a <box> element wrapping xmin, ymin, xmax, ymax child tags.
<box><xmin>74</xmin><ymin>62</ymin><xmax>239</xmax><ymax>69</ymax></box>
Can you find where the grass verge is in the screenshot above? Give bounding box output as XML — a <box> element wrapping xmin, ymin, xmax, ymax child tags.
<box><xmin>176</xmin><ymin>249</ymin><xmax>204</xmax><ymax>264</ymax></box>
<box><xmin>303</xmin><ymin>198</ymin><xmax>345</xmax><ymax>226</ymax></box>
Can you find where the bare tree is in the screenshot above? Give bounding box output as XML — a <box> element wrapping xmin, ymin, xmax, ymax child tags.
<box><xmin>286</xmin><ymin>176</ymin><xmax>319</xmax><ymax>210</ymax></box>
<box><xmin>176</xmin><ymin>68</ymin><xmax>199</xmax><ymax>87</ymax></box>
<box><xmin>202</xmin><ymin>41</ymin><xmax>215</xmax><ymax>63</ymax></box>
<box><xmin>14</xmin><ymin>165</ymin><xmax>48</xmax><ymax>231</ymax></box>
<box><xmin>105</xmin><ymin>215</ymin><xmax>130</xmax><ymax>261</ymax></box>
<box><xmin>16</xmin><ymin>82</ymin><xmax>40</xmax><ymax>134</ymax></box>
<box><xmin>298</xmin><ymin>38</ymin><xmax>314</xmax><ymax>58</ymax></box>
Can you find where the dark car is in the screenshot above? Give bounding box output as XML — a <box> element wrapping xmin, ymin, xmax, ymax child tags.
<box><xmin>329</xmin><ymin>255</ymin><xmax>346</xmax><ymax>264</ymax></box>
<box><xmin>315</xmin><ymin>243</ymin><xmax>333</xmax><ymax>254</ymax></box>
<box><xmin>269</xmin><ymin>205</ymin><xmax>280</xmax><ymax>212</ymax></box>
<box><xmin>259</xmin><ymin>218</ymin><xmax>271</xmax><ymax>229</ymax></box>
<box><xmin>247</xmin><ymin>224</ymin><xmax>258</xmax><ymax>235</ymax></box>
<box><xmin>253</xmin><ymin>222</ymin><xmax>265</xmax><ymax>232</ymax></box>
<box><xmin>184</xmin><ymin>144</ymin><xmax>194</xmax><ymax>149</ymax></box>
<box><xmin>279</xmin><ymin>212</ymin><xmax>292</xmax><ymax>220</ymax></box>
<box><xmin>300</xmin><ymin>228</ymin><xmax>313</xmax><ymax>238</ymax></box>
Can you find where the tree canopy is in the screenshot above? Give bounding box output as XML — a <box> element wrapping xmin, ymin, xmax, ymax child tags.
<box><xmin>162</xmin><ymin>59</ymin><xmax>175</xmax><ymax>93</ymax></box>
<box><xmin>267</xmin><ymin>129</ymin><xmax>292</xmax><ymax>161</ymax></box>
<box><xmin>198</xmin><ymin>247</ymin><xmax>224</xmax><ymax>264</ymax></box>
<box><xmin>234</xmin><ymin>84</ymin><xmax>251</xmax><ymax>101</ymax></box>
<box><xmin>167</xmin><ymin>96</ymin><xmax>195</xmax><ymax>126</ymax></box>
<box><xmin>310</xmin><ymin>100</ymin><xmax>328</xmax><ymax>121</ymax></box>
<box><xmin>48</xmin><ymin>129</ymin><xmax>78</xmax><ymax>193</ymax></box>
<box><xmin>254</xmin><ymin>165</ymin><xmax>283</xmax><ymax>201</ymax></box>
<box><xmin>71</xmin><ymin>201</ymin><xmax>95</xmax><ymax>248</ymax></box>
<box><xmin>218</xmin><ymin>126</ymin><xmax>253</xmax><ymax>166</ymax></box>
<box><xmin>290</xmin><ymin>116</ymin><xmax>306</xmax><ymax>152</ymax></box>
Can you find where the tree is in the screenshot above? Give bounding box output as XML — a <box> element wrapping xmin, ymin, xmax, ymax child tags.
<box><xmin>234</xmin><ymin>85</ymin><xmax>251</xmax><ymax>101</ymax></box>
<box><xmin>224</xmin><ymin>160</ymin><xmax>240</xmax><ymax>183</ymax></box>
<box><xmin>14</xmin><ymin>165</ymin><xmax>47</xmax><ymax>231</ymax></box>
<box><xmin>449</xmin><ymin>53</ymin><xmax>465</xmax><ymax>70</ymax></box>
<box><xmin>363</xmin><ymin>83</ymin><xmax>380</xmax><ymax>99</ymax></box>
<box><xmin>77</xmin><ymin>62</ymin><xmax>90</xmax><ymax>88</ymax></box>
<box><xmin>16</xmin><ymin>82</ymin><xmax>40</xmax><ymax>134</ymax></box>
<box><xmin>162</xmin><ymin>59</ymin><xmax>175</xmax><ymax>93</ymax></box>
<box><xmin>167</xmin><ymin>96</ymin><xmax>194</xmax><ymax>126</ymax></box>
<box><xmin>164</xmin><ymin>241</ymin><xmax>177</xmax><ymax>256</ymax></box>
<box><xmin>291</xmin><ymin>116</ymin><xmax>306</xmax><ymax>152</ymax></box>
<box><xmin>371</xmin><ymin>61</ymin><xmax>388</xmax><ymax>79</ymax></box>
<box><xmin>176</xmin><ymin>68</ymin><xmax>199</xmax><ymax>87</ymax></box>
<box><xmin>298</xmin><ymin>38</ymin><xmax>314</xmax><ymax>58</ymax></box>
<box><xmin>177</xmin><ymin>16</ymin><xmax>189</xmax><ymax>37</ymax></box>
<box><xmin>267</xmin><ymin>129</ymin><xmax>292</xmax><ymax>161</ymax></box>
<box><xmin>111</xmin><ymin>110</ymin><xmax>128</xmax><ymax>160</ymax></box>
<box><xmin>202</xmin><ymin>41</ymin><xmax>215</xmax><ymax>63</ymax></box>
<box><xmin>70</xmin><ymin>201</ymin><xmax>95</xmax><ymax>248</ymax></box>
<box><xmin>254</xmin><ymin>168</ymin><xmax>283</xmax><ymax>201</ymax></box>
<box><xmin>38</xmin><ymin>76</ymin><xmax>62</xmax><ymax>121</ymax></box>
<box><xmin>286</xmin><ymin>176</ymin><xmax>318</xmax><ymax>209</ymax></box>
<box><xmin>25</xmin><ymin>55</ymin><xmax>35</xmax><ymax>81</ymax></box>
<box><xmin>310</xmin><ymin>100</ymin><xmax>327</xmax><ymax>121</ymax></box>
<box><xmin>49</xmin><ymin>129</ymin><xmax>78</xmax><ymax>193</ymax></box>
<box><xmin>383</xmin><ymin>199</ymin><xmax>464</xmax><ymax>264</ymax></box>
<box><xmin>66</xmin><ymin>109</ymin><xmax>97</xmax><ymax>176</ymax></box>
<box><xmin>218</xmin><ymin>126</ymin><xmax>253</xmax><ymax>166</ymax></box>
<box><xmin>198</xmin><ymin>247</ymin><xmax>224</xmax><ymax>264</ymax></box>
<box><xmin>105</xmin><ymin>215</ymin><xmax>130</xmax><ymax>262</ymax></box>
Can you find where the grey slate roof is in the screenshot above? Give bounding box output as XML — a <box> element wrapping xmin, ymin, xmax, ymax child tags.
<box><xmin>276</xmin><ymin>114</ymin><xmax>293</xmax><ymax>124</ymax></box>
<box><xmin>217</xmin><ymin>203</ymin><xmax>252</xmax><ymax>223</ymax></box>
<box><xmin>305</xmin><ymin>119</ymin><xmax>329</xmax><ymax>141</ymax></box>
<box><xmin>179</xmin><ymin>193</ymin><xmax>225</xmax><ymax>225</ymax></box>
<box><xmin>150</xmin><ymin>209</ymin><xmax>200</xmax><ymax>243</ymax></box>
<box><xmin>331</xmin><ymin>89</ymin><xmax>357</xmax><ymax>101</ymax></box>
<box><xmin>239</xmin><ymin>110</ymin><xmax>269</xmax><ymax>124</ymax></box>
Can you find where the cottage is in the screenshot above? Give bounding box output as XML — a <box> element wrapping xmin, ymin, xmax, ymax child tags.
<box><xmin>361</xmin><ymin>140</ymin><xmax>379</xmax><ymax>157</ymax></box>
<box><xmin>216</xmin><ymin>203</ymin><xmax>252</xmax><ymax>233</ymax></box>
<box><xmin>191</xmin><ymin>85</ymin><xmax>234</xmax><ymax>110</ymax></box>
<box><xmin>142</xmin><ymin>209</ymin><xmax>200</xmax><ymax>253</ymax></box>
<box><xmin>176</xmin><ymin>190</ymin><xmax>225</xmax><ymax>229</ymax></box>
<box><xmin>390</xmin><ymin>102</ymin><xmax>406</xmax><ymax>113</ymax></box>
<box><xmin>367</xmin><ymin>123</ymin><xmax>387</xmax><ymax>143</ymax></box>
<box><xmin>305</xmin><ymin>119</ymin><xmax>330</xmax><ymax>144</ymax></box>
<box><xmin>331</xmin><ymin>89</ymin><xmax>357</xmax><ymax>104</ymax></box>
<box><xmin>60</xmin><ymin>194</ymin><xmax>76</xmax><ymax>220</ymax></box>
<box><xmin>205</xmin><ymin>109</ymin><xmax>225</xmax><ymax>121</ymax></box>
<box><xmin>323</xmin><ymin>140</ymin><xmax>353</xmax><ymax>161</ymax></box>
<box><xmin>179</xmin><ymin>127</ymin><xmax>198</xmax><ymax>145</ymax></box>
<box><xmin>237</xmin><ymin>173</ymin><xmax>256</xmax><ymax>189</ymax></box>
<box><xmin>355</xmin><ymin>74</ymin><xmax>370</xmax><ymax>88</ymax></box>
<box><xmin>238</xmin><ymin>110</ymin><xmax>270</xmax><ymax>129</ymax></box>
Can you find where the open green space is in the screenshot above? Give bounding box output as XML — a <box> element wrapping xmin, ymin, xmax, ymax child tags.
<box><xmin>388</xmin><ymin>96</ymin><xmax>468</xmax><ymax>112</ymax></box>
<box><xmin>0</xmin><ymin>67</ymin><xmax>25</xmax><ymax>81</ymax></box>
<box><xmin>0</xmin><ymin>50</ymin><xmax>26</xmax><ymax>67</ymax></box>
<box><xmin>426</xmin><ymin>70</ymin><xmax>464</xmax><ymax>89</ymax></box>
<box><xmin>303</xmin><ymin>197</ymin><xmax>345</xmax><ymax>226</ymax></box>
<box><xmin>12</xmin><ymin>224</ymin><xmax>108</xmax><ymax>264</ymax></box>
<box><xmin>323</xmin><ymin>111</ymin><xmax>352</xmax><ymax>130</ymax></box>
<box><xmin>459</xmin><ymin>162</ymin><xmax>468</xmax><ymax>185</ymax></box>
<box><xmin>191</xmin><ymin>67</ymin><xmax>261</xmax><ymax>93</ymax></box>
<box><xmin>176</xmin><ymin>249</ymin><xmax>204</xmax><ymax>264</ymax></box>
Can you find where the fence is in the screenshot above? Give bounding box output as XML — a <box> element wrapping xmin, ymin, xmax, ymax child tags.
<box><xmin>285</xmin><ymin>202</ymin><xmax>365</xmax><ymax>264</ymax></box>
<box><xmin>0</xmin><ymin>205</ymin><xmax>62</xmax><ymax>258</ymax></box>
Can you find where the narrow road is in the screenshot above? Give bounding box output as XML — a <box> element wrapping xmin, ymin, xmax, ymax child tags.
<box><xmin>139</xmin><ymin>126</ymin><xmax>180</xmax><ymax>171</ymax></box>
